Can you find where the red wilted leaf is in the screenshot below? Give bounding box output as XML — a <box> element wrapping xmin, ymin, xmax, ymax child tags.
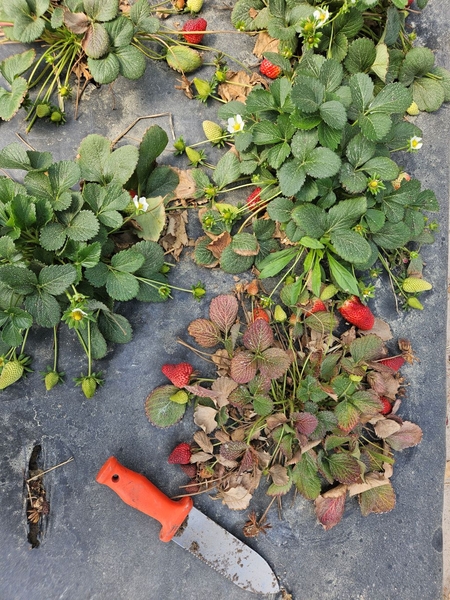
<box><xmin>294</xmin><ymin>412</ymin><xmax>319</xmax><ymax>436</ymax></box>
<box><xmin>188</xmin><ymin>318</ymin><xmax>221</xmax><ymax>347</ymax></box>
<box><xmin>230</xmin><ymin>350</ymin><xmax>257</xmax><ymax>384</ymax></box>
<box><xmin>209</xmin><ymin>294</ymin><xmax>239</xmax><ymax>333</ymax></box>
<box><xmin>258</xmin><ymin>348</ymin><xmax>291</xmax><ymax>380</ymax></box>
<box><xmin>315</xmin><ymin>485</ymin><xmax>347</xmax><ymax>530</ymax></box>
<box><xmin>184</xmin><ymin>384</ymin><xmax>220</xmax><ymax>401</ymax></box>
<box><xmin>359</xmin><ymin>480</ymin><xmax>396</xmax><ymax>516</ymax></box>
<box><xmin>243</xmin><ymin>319</ymin><xmax>273</xmax><ymax>353</ymax></box>
<box><xmin>385</xmin><ymin>421</ymin><xmax>423</xmax><ymax>450</ymax></box>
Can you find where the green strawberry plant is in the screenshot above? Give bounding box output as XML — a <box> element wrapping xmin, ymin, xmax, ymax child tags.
<box><xmin>146</xmin><ymin>293</ymin><xmax>423</xmax><ymax>528</ymax></box>
<box><xmin>0</xmin><ymin>0</ymin><xmax>206</xmax><ymax>129</ymax></box>
<box><xmin>0</xmin><ymin>125</ymin><xmax>204</xmax><ymax>396</ymax></box>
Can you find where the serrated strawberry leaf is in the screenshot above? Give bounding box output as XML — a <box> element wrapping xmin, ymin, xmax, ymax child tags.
<box><xmin>327</xmin><ymin>452</ymin><xmax>362</xmax><ymax>484</ymax></box>
<box><xmin>242</xmin><ymin>319</ymin><xmax>273</xmax><ymax>352</ymax></box>
<box><xmin>230</xmin><ymin>350</ymin><xmax>257</xmax><ymax>384</ymax></box>
<box><xmin>209</xmin><ymin>294</ymin><xmax>238</xmax><ymax>334</ymax></box>
<box><xmin>258</xmin><ymin>348</ymin><xmax>291</xmax><ymax>380</ymax></box>
<box><xmin>359</xmin><ymin>480</ymin><xmax>396</xmax><ymax>516</ymax></box>
<box><xmin>349</xmin><ymin>333</ymin><xmax>384</xmax><ymax>363</ymax></box>
<box><xmin>294</xmin><ymin>412</ymin><xmax>319</xmax><ymax>436</ymax></box>
<box><xmin>144</xmin><ymin>384</ymin><xmax>186</xmax><ymax>428</ymax></box>
<box><xmin>292</xmin><ymin>452</ymin><xmax>322</xmax><ymax>500</ymax></box>
<box><xmin>188</xmin><ymin>318</ymin><xmax>221</xmax><ymax>347</ymax></box>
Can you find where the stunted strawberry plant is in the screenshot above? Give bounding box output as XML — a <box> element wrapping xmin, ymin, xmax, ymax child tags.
<box><xmin>0</xmin><ymin>125</ymin><xmax>205</xmax><ymax>396</ymax></box>
<box><xmin>145</xmin><ymin>292</ymin><xmax>422</xmax><ymax>529</ymax></box>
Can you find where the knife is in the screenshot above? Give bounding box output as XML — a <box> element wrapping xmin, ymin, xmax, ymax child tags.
<box><xmin>96</xmin><ymin>456</ymin><xmax>279</xmax><ymax>596</ymax></box>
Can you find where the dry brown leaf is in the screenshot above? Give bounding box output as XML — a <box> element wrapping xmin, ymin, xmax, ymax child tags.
<box><xmin>218</xmin><ymin>485</ymin><xmax>253</xmax><ymax>510</ymax></box>
<box><xmin>265</xmin><ymin>413</ymin><xmax>288</xmax><ymax>431</ymax></box>
<box><xmin>211</xmin><ymin>349</ymin><xmax>231</xmax><ymax>376</ymax></box>
<box><xmin>348</xmin><ymin>472</ymin><xmax>393</xmax><ymax>497</ymax></box>
<box><xmin>374</xmin><ymin>418</ymin><xmax>402</xmax><ymax>439</ymax></box>
<box><xmin>190</xmin><ymin>451</ymin><xmax>214</xmax><ymax>464</ymax></box>
<box><xmin>207</xmin><ymin>231</ymin><xmax>232</xmax><ymax>259</ymax></box>
<box><xmin>252</xmin><ymin>31</ymin><xmax>279</xmax><ymax>58</ymax></box>
<box><xmin>173</xmin><ymin>168</ymin><xmax>197</xmax><ymax>200</ymax></box>
<box><xmin>174</xmin><ymin>75</ymin><xmax>194</xmax><ymax>99</ymax></box>
<box><xmin>269</xmin><ymin>464</ymin><xmax>290</xmax><ymax>486</ymax></box>
<box><xmin>216</xmin><ymin>455</ymin><xmax>239</xmax><ymax>468</ymax></box>
<box><xmin>193</xmin><ymin>430</ymin><xmax>214</xmax><ymax>454</ymax></box>
<box><xmin>160</xmin><ymin>211</ymin><xmax>188</xmax><ymax>260</ymax></box>
<box><xmin>231</xmin><ymin>427</ymin><xmax>247</xmax><ymax>442</ymax></box>
<box><xmin>218</xmin><ymin>71</ymin><xmax>268</xmax><ymax>103</ymax></box>
<box><xmin>211</xmin><ymin>376</ymin><xmax>238</xmax><ymax>407</ymax></box>
<box><xmin>193</xmin><ymin>405</ymin><xmax>218</xmax><ymax>434</ymax></box>
<box><xmin>361</xmin><ymin>318</ymin><xmax>392</xmax><ymax>341</ymax></box>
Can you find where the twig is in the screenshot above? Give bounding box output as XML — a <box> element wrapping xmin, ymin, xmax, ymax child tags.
<box><xmin>26</xmin><ymin>456</ymin><xmax>74</xmax><ymax>482</ymax></box>
<box><xmin>15</xmin><ymin>133</ymin><xmax>35</xmax><ymax>150</ymax></box>
<box><xmin>111</xmin><ymin>113</ymin><xmax>176</xmax><ymax>147</ymax></box>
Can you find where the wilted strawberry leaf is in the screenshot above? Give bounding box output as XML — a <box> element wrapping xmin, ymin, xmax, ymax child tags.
<box><xmin>209</xmin><ymin>294</ymin><xmax>239</xmax><ymax>334</ymax></box>
<box><xmin>145</xmin><ymin>385</ymin><xmax>186</xmax><ymax>428</ymax></box>
<box><xmin>350</xmin><ymin>389</ymin><xmax>384</xmax><ymax>415</ymax></box>
<box><xmin>242</xmin><ymin>319</ymin><xmax>273</xmax><ymax>353</ymax></box>
<box><xmin>305</xmin><ymin>311</ymin><xmax>339</xmax><ymax>332</ymax></box>
<box><xmin>258</xmin><ymin>347</ymin><xmax>291</xmax><ymax>380</ymax></box>
<box><xmin>293</xmin><ymin>412</ymin><xmax>319</xmax><ymax>436</ymax></box>
<box><xmin>221</xmin><ymin>440</ymin><xmax>248</xmax><ymax>461</ymax></box>
<box><xmin>326</xmin><ymin>452</ymin><xmax>362</xmax><ymax>485</ymax></box>
<box><xmin>335</xmin><ymin>399</ymin><xmax>360</xmax><ymax>433</ymax></box>
<box><xmin>349</xmin><ymin>333</ymin><xmax>385</xmax><ymax>363</ymax></box>
<box><xmin>230</xmin><ymin>350</ymin><xmax>257</xmax><ymax>383</ymax></box>
<box><xmin>188</xmin><ymin>318</ymin><xmax>221</xmax><ymax>347</ymax></box>
<box><xmin>385</xmin><ymin>421</ymin><xmax>423</xmax><ymax>450</ymax></box>
<box><xmin>211</xmin><ymin>376</ymin><xmax>238</xmax><ymax>407</ymax></box>
<box><xmin>315</xmin><ymin>485</ymin><xmax>348</xmax><ymax>530</ymax></box>
<box><xmin>193</xmin><ymin>404</ymin><xmax>218</xmax><ymax>434</ymax></box>
<box><xmin>359</xmin><ymin>480</ymin><xmax>396</xmax><ymax>516</ymax></box>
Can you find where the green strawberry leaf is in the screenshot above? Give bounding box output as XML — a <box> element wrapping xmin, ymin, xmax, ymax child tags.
<box><xmin>145</xmin><ymin>385</ymin><xmax>187</xmax><ymax>427</ymax></box>
<box><xmin>38</xmin><ymin>264</ymin><xmax>77</xmax><ymax>295</ymax></box>
<box><xmin>292</xmin><ymin>453</ymin><xmax>322</xmax><ymax>500</ymax></box>
<box><xmin>24</xmin><ymin>290</ymin><xmax>61</xmax><ymax>327</ymax></box>
<box><xmin>98</xmin><ymin>310</ymin><xmax>133</xmax><ymax>343</ymax></box>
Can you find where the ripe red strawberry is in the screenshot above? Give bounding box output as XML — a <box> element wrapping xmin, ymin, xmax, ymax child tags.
<box><xmin>305</xmin><ymin>298</ymin><xmax>327</xmax><ymax>316</ymax></box>
<box><xmin>377</xmin><ymin>356</ymin><xmax>405</xmax><ymax>372</ymax></box>
<box><xmin>338</xmin><ymin>296</ymin><xmax>375</xmax><ymax>331</ymax></box>
<box><xmin>380</xmin><ymin>396</ymin><xmax>392</xmax><ymax>415</ymax></box>
<box><xmin>246</xmin><ymin>187</ymin><xmax>262</xmax><ymax>210</ymax></box>
<box><xmin>182</xmin><ymin>17</ymin><xmax>207</xmax><ymax>44</ymax></box>
<box><xmin>168</xmin><ymin>442</ymin><xmax>192</xmax><ymax>464</ymax></box>
<box><xmin>260</xmin><ymin>58</ymin><xmax>282</xmax><ymax>79</ymax></box>
<box><xmin>252</xmin><ymin>307</ymin><xmax>270</xmax><ymax>323</ymax></box>
<box><xmin>161</xmin><ymin>362</ymin><xmax>194</xmax><ymax>387</ymax></box>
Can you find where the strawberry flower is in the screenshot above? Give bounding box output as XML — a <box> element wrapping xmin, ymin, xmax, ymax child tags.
<box><xmin>313</xmin><ymin>6</ymin><xmax>330</xmax><ymax>27</ymax></box>
<box><xmin>132</xmin><ymin>196</ymin><xmax>149</xmax><ymax>213</ymax></box>
<box><xmin>227</xmin><ymin>114</ymin><xmax>244</xmax><ymax>134</ymax></box>
<box><xmin>408</xmin><ymin>136</ymin><xmax>423</xmax><ymax>152</ymax></box>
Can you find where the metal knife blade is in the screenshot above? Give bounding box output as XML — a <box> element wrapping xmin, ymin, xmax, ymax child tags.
<box><xmin>96</xmin><ymin>457</ymin><xmax>279</xmax><ymax>596</ymax></box>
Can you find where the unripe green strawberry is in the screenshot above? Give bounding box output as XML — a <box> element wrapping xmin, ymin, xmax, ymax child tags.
<box><xmin>45</xmin><ymin>370</ymin><xmax>60</xmax><ymax>391</ymax></box>
<box><xmin>202</xmin><ymin>120</ymin><xmax>223</xmax><ymax>143</ymax></box>
<box><xmin>81</xmin><ymin>377</ymin><xmax>97</xmax><ymax>398</ymax></box>
<box><xmin>402</xmin><ymin>277</ymin><xmax>432</xmax><ymax>293</ymax></box>
<box><xmin>0</xmin><ymin>360</ymin><xmax>24</xmax><ymax>389</ymax></box>
<box><xmin>186</xmin><ymin>0</ymin><xmax>203</xmax><ymax>13</ymax></box>
<box><xmin>274</xmin><ymin>305</ymin><xmax>287</xmax><ymax>322</ymax></box>
<box><xmin>36</xmin><ymin>103</ymin><xmax>51</xmax><ymax>118</ymax></box>
<box><xmin>170</xmin><ymin>390</ymin><xmax>189</xmax><ymax>404</ymax></box>
<box><xmin>166</xmin><ymin>46</ymin><xmax>203</xmax><ymax>73</ymax></box>
<box><xmin>186</xmin><ymin>146</ymin><xmax>202</xmax><ymax>164</ymax></box>
<box><xmin>407</xmin><ymin>297</ymin><xmax>424</xmax><ymax>310</ymax></box>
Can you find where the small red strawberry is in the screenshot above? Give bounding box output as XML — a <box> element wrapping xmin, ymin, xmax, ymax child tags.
<box><xmin>305</xmin><ymin>298</ymin><xmax>327</xmax><ymax>316</ymax></box>
<box><xmin>246</xmin><ymin>187</ymin><xmax>262</xmax><ymax>210</ymax></box>
<box><xmin>252</xmin><ymin>307</ymin><xmax>270</xmax><ymax>323</ymax></box>
<box><xmin>180</xmin><ymin>463</ymin><xmax>197</xmax><ymax>478</ymax></box>
<box><xmin>168</xmin><ymin>442</ymin><xmax>192</xmax><ymax>464</ymax></box>
<box><xmin>182</xmin><ymin>17</ymin><xmax>207</xmax><ymax>44</ymax></box>
<box><xmin>377</xmin><ymin>356</ymin><xmax>405</xmax><ymax>372</ymax></box>
<box><xmin>260</xmin><ymin>58</ymin><xmax>282</xmax><ymax>79</ymax></box>
<box><xmin>161</xmin><ymin>362</ymin><xmax>194</xmax><ymax>387</ymax></box>
<box><xmin>338</xmin><ymin>296</ymin><xmax>375</xmax><ymax>331</ymax></box>
<box><xmin>380</xmin><ymin>396</ymin><xmax>392</xmax><ymax>415</ymax></box>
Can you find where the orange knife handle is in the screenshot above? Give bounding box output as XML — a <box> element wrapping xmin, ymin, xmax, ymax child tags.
<box><xmin>96</xmin><ymin>456</ymin><xmax>194</xmax><ymax>542</ymax></box>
